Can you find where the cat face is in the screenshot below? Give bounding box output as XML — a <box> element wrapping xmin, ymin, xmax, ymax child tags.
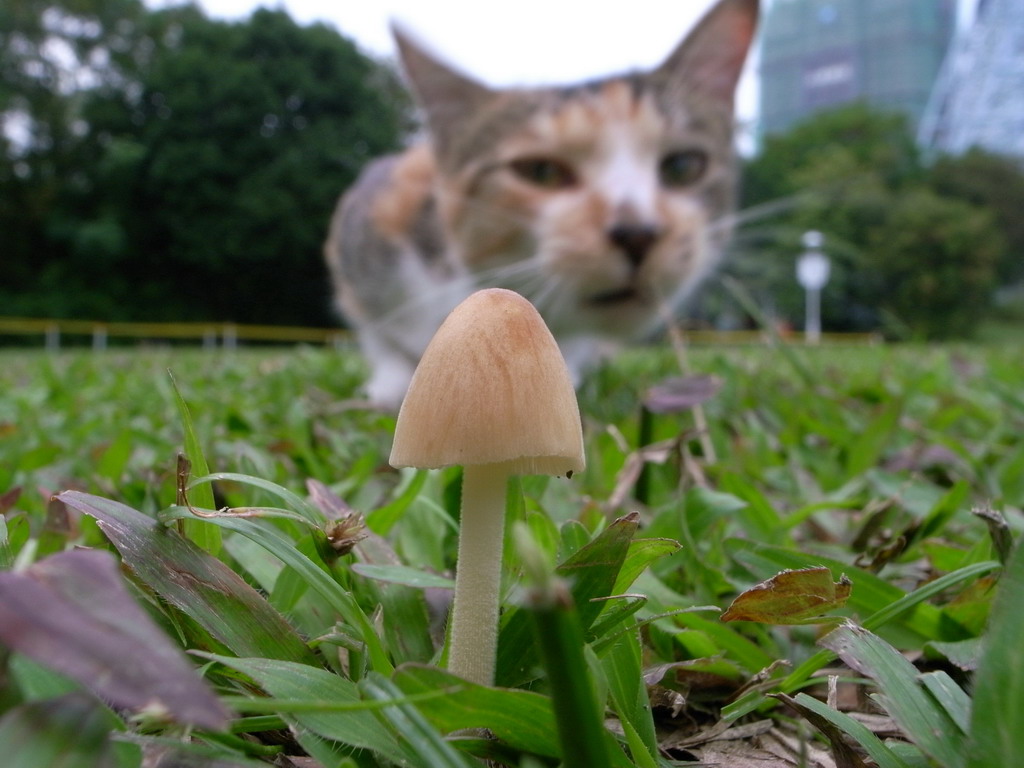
<box><xmin>395</xmin><ymin>0</ymin><xmax>758</xmax><ymax>338</ymax></box>
<box><xmin>432</xmin><ymin>78</ymin><xmax>739</xmax><ymax>337</ymax></box>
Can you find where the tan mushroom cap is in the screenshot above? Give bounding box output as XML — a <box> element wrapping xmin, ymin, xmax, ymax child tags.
<box><xmin>390</xmin><ymin>288</ymin><xmax>585</xmax><ymax>476</ymax></box>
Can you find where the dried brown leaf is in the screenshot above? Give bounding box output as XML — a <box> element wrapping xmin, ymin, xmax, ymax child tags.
<box><xmin>722</xmin><ymin>567</ymin><xmax>852</xmax><ymax>624</ymax></box>
<box><xmin>644</xmin><ymin>375</ymin><xmax>723</xmax><ymax>413</ymax></box>
<box><xmin>0</xmin><ymin>486</ymin><xmax>21</xmax><ymax>515</ymax></box>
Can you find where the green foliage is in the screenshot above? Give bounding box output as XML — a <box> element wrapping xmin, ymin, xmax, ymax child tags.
<box><xmin>1</xmin><ymin>0</ymin><xmax>408</xmax><ymax>325</ymax></box>
<box><xmin>929</xmin><ymin>147</ymin><xmax>1024</xmax><ymax>286</ymax></box>
<box><xmin>823</xmin><ymin>624</ymin><xmax>969</xmax><ymax>765</ymax></box>
<box><xmin>738</xmin><ymin>104</ymin><xmax>1014</xmax><ymax>339</ymax></box>
<box><xmin>0</xmin><ymin>342</ymin><xmax>1020</xmax><ymax>765</ymax></box>
<box><xmin>967</xmin><ymin>539</ymin><xmax>1024</xmax><ymax>766</ymax></box>
<box><xmin>860</xmin><ymin>187</ymin><xmax>1002</xmax><ymax>340</ymax></box>
<box><xmin>744</xmin><ymin>105</ymin><xmax>922</xmax><ymax>204</ymax></box>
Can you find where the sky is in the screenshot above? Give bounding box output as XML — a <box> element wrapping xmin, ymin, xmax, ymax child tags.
<box><xmin>187</xmin><ymin>0</ymin><xmax>737</xmax><ymax>84</ymax></box>
<box><xmin>174</xmin><ymin>0</ymin><xmax>761</xmax><ymax>123</ymax></box>
<box><xmin>159</xmin><ymin>0</ymin><xmax>979</xmax><ymax>138</ymax></box>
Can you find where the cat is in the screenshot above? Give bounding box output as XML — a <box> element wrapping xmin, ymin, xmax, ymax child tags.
<box><xmin>324</xmin><ymin>0</ymin><xmax>759</xmax><ymax>408</ymax></box>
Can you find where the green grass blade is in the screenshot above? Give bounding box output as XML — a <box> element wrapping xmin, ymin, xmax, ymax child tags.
<box><xmin>599</xmin><ymin>621</ymin><xmax>658</xmax><ymax>767</ymax></box>
<box><xmin>610</xmin><ymin>537</ymin><xmax>680</xmax><ymax>596</ymax></box>
<box><xmin>910</xmin><ymin>480</ymin><xmax>970</xmax><ymax>547</ymax></box>
<box><xmin>366</xmin><ymin>469</ymin><xmax>428</xmax><ymax>535</ymax></box>
<box><xmin>589</xmin><ymin>595</ymin><xmax>648</xmax><ymax>644</ymax></box>
<box><xmin>57</xmin><ymin>491</ymin><xmax>317</xmax><ymax>666</ymax></box>
<box><xmin>7</xmin><ymin>655</ymin><xmax>80</xmax><ymax>701</ymax></box>
<box><xmin>525</xmin><ymin>582</ymin><xmax>615</xmax><ymax>768</ymax></box>
<box><xmin>718</xmin><ymin>274</ymin><xmax>815</xmax><ymax>386</ymax></box>
<box><xmin>220</xmin><ymin>689</ymin><xmax>454</xmax><ymax>714</ymax></box>
<box><xmin>351</xmin><ymin>563</ymin><xmax>455</xmax><ymax>589</ymax></box>
<box><xmin>359</xmin><ymin>673</ymin><xmax>475</xmax><ymax>768</ymax></box>
<box><xmin>725</xmin><ymin>559</ymin><xmax>1000</xmax><ymax>721</ymax></box>
<box><xmin>0</xmin><ymin>692</ymin><xmax>124</xmax><ymax>768</ymax></box>
<box><xmin>718</xmin><ymin>471</ymin><xmax>787</xmax><ymax>545</ymax></box>
<box><xmin>821</xmin><ymin>623</ymin><xmax>966</xmax><ymax>767</ymax></box>
<box><xmin>919</xmin><ymin>671</ymin><xmax>971</xmax><ymax>735</ymax></box>
<box><xmin>168</xmin><ymin>371</ymin><xmax>221</xmax><ymax>555</ymax></box>
<box><xmin>392</xmin><ymin>664</ymin><xmax>559</xmax><ymax>758</ymax></box>
<box><xmin>557</xmin><ymin>512</ymin><xmax>642</xmax><ymax>631</ymax></box>
<box><xmin>162</xmin><ymin>505</ymin><xmax>393</xmax><ymax>675</ymax></box>
<box><xmin>860</xmin><ymin>560</ymin><xmax>1000</xmax><ymax>635</ymax></box>
<box><xmin>354</xmin><ymin>534</ymin><xmax>437</xmax><ymax>665</ymax></box>
<box><xmin>671</xmin><ymin>608</ymin><xmax>778</xmax><ymax>673</ymax></box>
<box><xmin>496</xmin><ymin>512</ymin><xmax>641</xmax><ymax>687</ymax></box>
<box><xmin>0</xmin><ymin>513</ymin><xmax>11</xmax><ymax>570</ymax></box>
<box><xmin>95</xmin><ymin>430</ymin><xmax>133</xmax><ymax>484</ymax></box>
<box><xmin>202</xmin><ymin>654</ymin><xmax>411</xmax><ymax>765</ymax></box>
<box><xmin>191</xmin><ymin>472</ymin><xmax>323</xmax><ymax>525</ymax></box>
<box><xmin>846</xmin><ymin>399</ymin><xmax>903</xmax><ymax>477</ymax></box>
<box><xmin>786</xmin><ymin>692</ymin><xmax>914</xmax><ymax>768</ymax></box>
<box><xmin>967</xmin><ymin>540</ymin><xmax>1024</xmax><ymax>768</ymax></box>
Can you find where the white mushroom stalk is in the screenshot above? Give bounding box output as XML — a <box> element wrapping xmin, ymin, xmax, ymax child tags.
<box><xmin>389</xmin><ymin>288</ymin><xmax>585</xmax><ymax>685</ymax></box>
<box><xmin>449</xmin><ymin>462</ymin><xmax>511</xmax><ymax>684</ymax></box>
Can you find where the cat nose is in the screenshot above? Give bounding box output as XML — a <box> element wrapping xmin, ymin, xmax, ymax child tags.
<box><xmin>607</xmin><ymin>223</ymin><xmax>661</xmax><ymax>267</ymax></box>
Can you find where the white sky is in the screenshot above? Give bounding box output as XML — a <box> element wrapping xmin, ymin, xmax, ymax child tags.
<box><xmin>156</xmin><ymin>0</ymin><xmax>979</xmax><ymax>138</ymax></box>
<box><xmin>176</xmin><ymin>0</ymin><xmax>761</xmax><ymax>125</ymax></box>
<box><xmin>189</xmin><ymin>0</ymin><xmax>733</xmax><ymax>84</ymax></box>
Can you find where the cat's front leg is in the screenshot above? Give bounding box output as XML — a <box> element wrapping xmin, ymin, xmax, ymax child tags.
<box><xmin>357</xmin><ymin>330</ymin><xmax>420</xmax><ymax>410</ymax></box>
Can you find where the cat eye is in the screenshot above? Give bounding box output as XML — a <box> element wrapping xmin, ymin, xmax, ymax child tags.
<box><xmin>659</xmin><ymin>150</ymin><xmax>708</xmax><ymax>187</ymax></box>
<box><xmin>509</xmin><ymin>158</ymin><xmax>578</xmax><ymax>190</ymax></box>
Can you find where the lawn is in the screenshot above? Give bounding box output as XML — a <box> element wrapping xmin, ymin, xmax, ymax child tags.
<box><xmin>0</xmin><ymin>340</ymin><xmax>1021</xmax><ymax>767</ymax></box>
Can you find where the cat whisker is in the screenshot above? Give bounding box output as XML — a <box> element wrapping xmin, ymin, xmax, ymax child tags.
<box><xmin>470</xmin><ymin>258</ymin><xmax>544</xmax><ymax>283</ymax></box>
<box><xmin>367</xmin><ymin>257</ymin><xmax>550</xmax><ymax>342</ymax></box>
<box><xmin>470</xmin><ymin>259</ymin><xmax>552</xmax><ymax>299</ymax></box>
<box><xmin>526</xmin><ymin>274</ymin><xmax>562</xmax><ymax>312</ymax></box>
<box><xmin>368</xmin><ymin>277</ymin><xmax>470</xmax><ymax>331</ymax></box>
<box><xmin>532</xmin><ymin>275</ymin><xmax>579</xmax><ymax>329</ymax></box>
<box><xmin>713</xmin><ymin>195</ymin><xmax>802</xmax><ymax>234</ymax></box>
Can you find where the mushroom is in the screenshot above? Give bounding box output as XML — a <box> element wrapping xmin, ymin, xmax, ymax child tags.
<box><xmin>390</xmin><ymin>288</ymin><xmax>585</xmax><ymax>685</ymax></box>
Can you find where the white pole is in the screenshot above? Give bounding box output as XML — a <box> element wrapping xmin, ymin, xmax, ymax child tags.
<box><xmin>796</xmin><ymin>231</ymin><xmax>830</xmax><ymax>346</ymax></box>
<box><xmin>92</xmin><ymin>325</ymin><xmax>108</xmax><ymax>352</ymax></box>
<box><xmin>806</xmin><ymin>287</ymin><xmax>822</xmax><ymax>345</ymax></box>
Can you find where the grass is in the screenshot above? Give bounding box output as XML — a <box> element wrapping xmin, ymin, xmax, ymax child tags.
<box><xmin>0</xmin><ymin>340</ymin><xmax>1021</xmax><ymax>767</ymax></box>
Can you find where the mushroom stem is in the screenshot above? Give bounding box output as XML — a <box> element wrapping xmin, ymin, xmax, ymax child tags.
<box><xmin>447</xmin><ymin>463</ymin><xmax>510</xmax><ymax>685</ymax></box>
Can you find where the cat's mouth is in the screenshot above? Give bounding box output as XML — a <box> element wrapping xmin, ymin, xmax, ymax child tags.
<box><xmin>588</xmin><ymin>286</ymin><xmax>642</xmax><ymax>306</ymax></box>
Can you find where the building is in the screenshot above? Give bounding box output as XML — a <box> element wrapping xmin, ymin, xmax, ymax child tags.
<box><xmin>919</xmin><ymin>0</ymin><xmax>1024</xmax><ymax>159</ymax></box>
<box><xmin>758</xmin><ymin>0</ymin><xmax>956</xmax><ymax>140</ymax></box>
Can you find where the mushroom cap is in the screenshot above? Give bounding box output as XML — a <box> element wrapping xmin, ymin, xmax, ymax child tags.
<box><xmin>390</xmin><ymin>288</ymin><xmax>585</xmax><ymax>476</ymax></box>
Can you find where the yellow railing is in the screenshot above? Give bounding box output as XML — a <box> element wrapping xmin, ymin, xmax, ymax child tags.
<box><xmin>0</xmin><ymin>316</ymin><xmax>350</xmax><ymax>348</ymax></box>
<box><xmin>679</xmin><ymin>329</ymin><xmax>883</xmax><ymax>346</ymax></box>
<box><xmin>0</xmin><ymin>316</ymin><xmax>881</xmax><ymax>349</ymax></box>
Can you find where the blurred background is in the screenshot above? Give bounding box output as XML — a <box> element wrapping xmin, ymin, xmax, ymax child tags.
<box><xmin>1</xmin><ymin>0</ymin><xmax>1021</xmax><ymax>341</ymax></box>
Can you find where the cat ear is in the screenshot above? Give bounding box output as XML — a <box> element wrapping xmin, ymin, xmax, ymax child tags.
<box><xmin>654</xmin><ymin>0</ymin><xmax>759</xmax><ymax>107</ymax></box>
<box><xmin>391</xmin><ymin>24</ymin><xmax>494</xmax><ymax>140</ymax></box>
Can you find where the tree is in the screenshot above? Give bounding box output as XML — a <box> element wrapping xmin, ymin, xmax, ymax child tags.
<box><xmin>1</xmin><ymin>0</ymin><xmax>151</xmax><ymax>317</ymax></box>
<box><xmin>735</xmin><ymin>105</ymin><xmax>1004</xmax><ymax>339</ymax></box>
<box><xmin>1</xmin><ymin>1</ymin><xmax>409</xmax><ymax>325</ymax></box>
<box><xmin>742</xmin><ymin>103</ymin><xmax>922</xmax><ymax>207</ymax></box>
<box><xmin>862</xmin><ymin>187</ymin><xmax>1002</xmax><ymax>339</ymax></box>
<box><xmin>928</xmin><ymin>148</ymin><xmax>1024</xmax><ymax>285</ymax></box>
